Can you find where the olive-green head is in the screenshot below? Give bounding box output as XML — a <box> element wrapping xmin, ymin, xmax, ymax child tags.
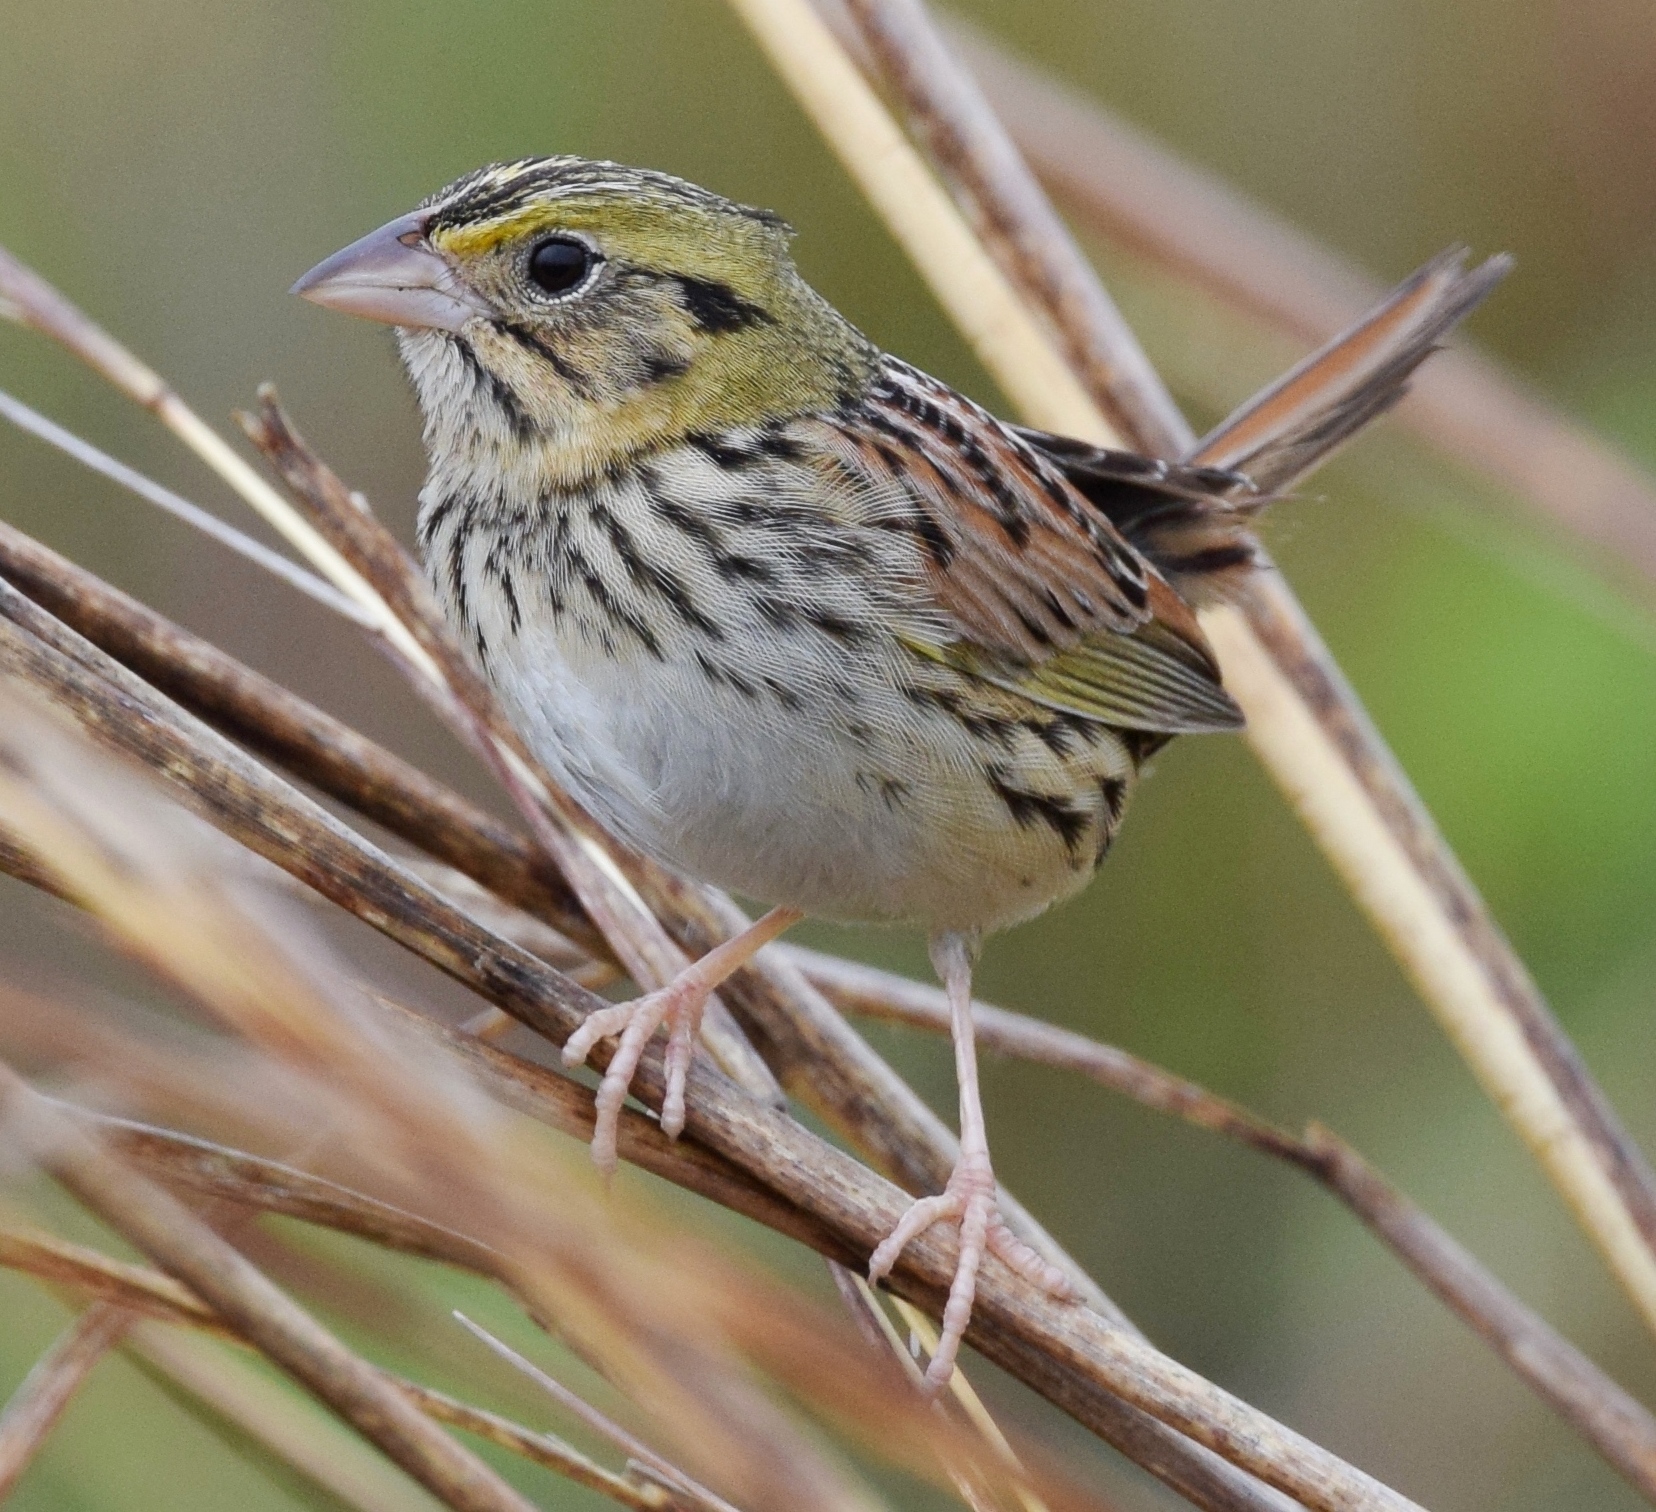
<box><xmin>294</xmin><ymin>157</ymin><xmax>877</xmax><ymax>477</ymax></box>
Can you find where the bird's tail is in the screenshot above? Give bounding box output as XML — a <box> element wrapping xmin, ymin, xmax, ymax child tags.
<box><xmin>1022</xmin><ymin>247</ymin><xmax>1510</xmax><ymax>602</ymax></box>
<box><xmin>1192</xmin><ymin>246</ymin><xmax>1510</xmax><ymax>488</ymax></box>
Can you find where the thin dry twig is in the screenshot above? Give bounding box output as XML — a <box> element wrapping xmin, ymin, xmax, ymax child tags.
<box><xmin>844</xmin><ymin>1275</ymin><xmax>1059</xmax><ymax>1512</ymax></box>
<box><xmin>0</xmin><ymin>1301</ymin><xmax>133</xmax><ymax>1499</ymax></box>
<box><xmin>793</xmin><ymin>0</ymin><xmax>1656</xmax><ymax>1344</ymax></box>
<box><xmin>0</xmin><ymin>1064</ymin><xmax>542</xmax><ymax>1512</ymax></box>
<box><xmin>83</xmin><ymin>1105</ymin><xmax>505</xmax><ymax>1276</ymax></box>
<box><xmin>795</xmin><ymin>946</ymin><xmax>1656</xmax><ymax>1504</ymax></box>
<box><xmin>392</xmin><ymin>1372</ymin><xmax>680</xmax><ymax>1512</ymax></box>
<box><xmin>0</xmin><ymin>1222</ymin><xmax>225</xmax><ymax>1330</ymax></box>
<box><xmin>453</xmin><ymin>1313</ymin><xmax>745</xmax><ymax>1512</ymax></box>
<box><xmin>0</xmin><ymin>1229</ymin><xmax>683</xmax><ymax>1512</ymax></box>
<box><xmin>0</xmin><ymin>386</ymin><xmax>371</xmax><ymax>624</ymax></box>
<box><xmin>127</xmin><ymin>1324</ymin><xmax>448</xmax><ymax>1512</ymax></box>
<box><xmin>0</xmin><ymin>249</ymin><xmax>422</xmax><ymax>661</ymax></box>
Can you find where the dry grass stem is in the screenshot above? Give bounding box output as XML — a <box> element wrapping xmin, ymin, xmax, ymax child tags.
<box><xmin>789</xmin><ymin>0</ymin><xmax>1656</xmax><ymax>1343</ymax></box>
<box><xmin>0</xmin><ymin>248</ymin><xmax>424</xmax><ymax>663</ymax></box>
<box><xmin>390</xmin><ymin>1372</ymin><xmax>680</xmax><ymax>1512</ymax></box>
<box><xmin>127</xmin><ymin>1324</ymin><xmax>449</xmax><ymax>1512</ymax></box>
<box><xmin>0</xmin><ymin>1223</ymin><xmax>226</xmax><ymax>1332</ymax></box>
<box><xmin>453</xmin><ymin>1313</ymin><xmax>745</xmax><ymax>1512</ymax></box>
<box><xmin>848</xmin><ymin>1278</ymin><xmax>1059</xmax><ymax>1512</ymax></box>
<box><xmin>82</xmin><ymin>1106</ymin><xmax>504</xmax><ymax>1275</ymax></box>
<box><xmin>0</xmin><ymin>1066</ymin><xmax>542</xmax><ymax>1512</ymax></box>
<box><xmin>0</xmin><ymin>1229</ymin><xmax>716</xmax><ymax>1511</ymax></box>
<box><xmin>726</xmin><ymin>0</ymin><xmax>1117</xmax><ymax>445</ymax></box>
<box><xmin>795</xmin><ymin>946</ymin><xmax>1656</xmax><ymax>1502</ymax></box>
<box><xmin>942</xmin><ymin>18</ymin><xmax>1656</xmax><ymax>597</ymax></box>
<box><xmin>0</xmin><ymin>386</ymin><xmax>372</xmax><ymax>624</ymax></box>
<box><xmin>0</xmin><ymin>1302</ymin><xmax>133</xmax><ymax>1498</ymax></box>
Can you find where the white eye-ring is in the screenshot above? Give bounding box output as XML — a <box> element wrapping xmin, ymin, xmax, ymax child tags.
<box><xmin>526</xmin><ymin>236</ymin><xmax>599</xmax><ymax>297</ymax></box>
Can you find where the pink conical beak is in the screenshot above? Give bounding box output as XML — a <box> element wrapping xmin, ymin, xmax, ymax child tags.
<box><xmin>291</xmin><ymin>210</ymin><xmax>492</xmax><ymax>331</ymax></box>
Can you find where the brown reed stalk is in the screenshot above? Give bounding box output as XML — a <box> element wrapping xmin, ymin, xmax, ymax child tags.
<box><xmin>0</xmin><ymin>1303</ymin><xmax>133</xmax><ymax>1498</ymax></box>
<box><xmin>0</xmin><ymin>1223</ymin><xmax>720</xmax><ymax>1511</ymax></box>
<box><xmin>792</xmin><ymin>946</ymin><xmax>1656</xmax><ymax>1502</ymax></box>
<box><xmin>737</xmin><ymin>0</ymin><xmax>1656</xmax><ymax>1346</ymax></box>
<box><xmin>126</xmin><ymin>1325</ymin><xmax>461</xmax><ymax>1512</ymax></box>
<box><xmin>1</xmin><ymin>1224</ymin><xmax>226</xmax><ymax>1330</ymax></box>
<box><xmin>0</xmin><ymin>1064</ymin><xmax>543</xmax><ymax>1512</ymax></box>
<box><xmin>451</xmin><ymin>1314</ymin><xmax>747</xmax><ymax>1512</ymax></box>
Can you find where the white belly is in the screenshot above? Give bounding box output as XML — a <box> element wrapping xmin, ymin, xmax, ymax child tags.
<box><xmin>489</xmin><ymin>623</ymin><xmax>1113</xmax><ymax>933</ymax></box>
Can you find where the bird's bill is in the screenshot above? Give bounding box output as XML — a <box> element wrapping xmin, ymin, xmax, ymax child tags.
<box><xmin>291</xmin><ymin>210</ymin><xmax>491</xmax><ymax>331</ymax></box>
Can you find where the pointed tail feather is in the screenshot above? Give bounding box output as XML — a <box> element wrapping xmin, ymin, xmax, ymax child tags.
<box><xmin>1192</xmin><ymin>246</ymin><xmax>1511</xmax><ymax>488</ymax></box>
<box><xmin>1020</xmin><ymin>247</ymin><xmax>1509</xmax><ymax>601</ymax></box>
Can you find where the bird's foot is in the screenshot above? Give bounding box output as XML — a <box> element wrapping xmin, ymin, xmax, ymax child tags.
<box><xmin>562</xmin><ymin>971</ymin><xmax>709</xmax><ymax>1178</ymax></box>
<box><xmin>867</xmin><ymin>1147</ymin><xmax>1075</xmax><ymax>1392</ymax></box>
<box><xmin>561</xmin><ymin>906</ymin><xmax>805</xmax><ymax>1180</ymax></box>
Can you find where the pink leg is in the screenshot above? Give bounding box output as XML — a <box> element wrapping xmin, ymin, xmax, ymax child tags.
<box><xmin>867</xmin><ymin>931</ymin><xmax>1075</xmax><ymax>1391</ymax></box>
<box><xmin>563</xmin><ymin>904</ymin><xmax>804</xmax><ymax>1175</ymax></box>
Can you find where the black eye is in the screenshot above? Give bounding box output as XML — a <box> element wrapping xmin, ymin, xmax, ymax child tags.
<box><xmin>528</xmin><ymin>237</ymin><xmax>594</xmax><ymax>296</ymax></box>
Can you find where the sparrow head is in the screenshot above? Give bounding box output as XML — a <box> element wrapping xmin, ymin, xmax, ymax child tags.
<box><xmin>294</xmin><ymin>157</ymin><xmax>877</xmax><ymax>478</ymax></box>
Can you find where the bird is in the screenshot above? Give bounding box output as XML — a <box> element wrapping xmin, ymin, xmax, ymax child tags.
<box><xmin>293</xmin><ymin>156</ymin><xmax>1505</xmax><ymax>1389</ymax></box>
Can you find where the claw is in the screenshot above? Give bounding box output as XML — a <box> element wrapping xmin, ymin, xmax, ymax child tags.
<box><xmin>868</xmin><ymin>1150</ymin><xmax>1074</xmax><ymax>1392</ymax></box>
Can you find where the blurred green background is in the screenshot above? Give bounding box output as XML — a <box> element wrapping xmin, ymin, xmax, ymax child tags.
<box><xmin>3</xmin><ymin>1</ymin><xmax>1656</xmax><ymax>1508</ymax></box>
